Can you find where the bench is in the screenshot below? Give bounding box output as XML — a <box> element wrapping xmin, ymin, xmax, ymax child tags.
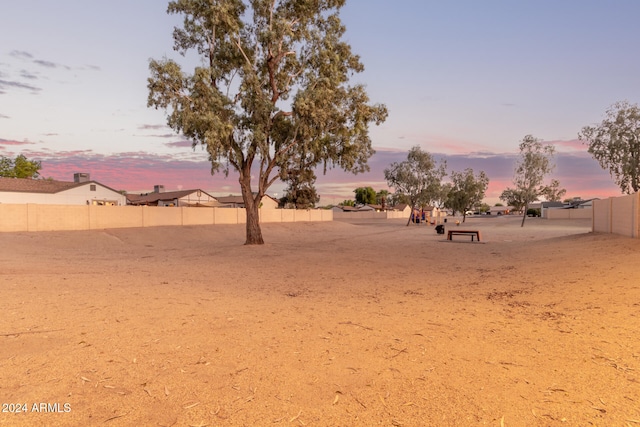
<box><xmin>447</xmin><ymin>230</ymin><xmax>481</xmax><ymax>242</ymax></box>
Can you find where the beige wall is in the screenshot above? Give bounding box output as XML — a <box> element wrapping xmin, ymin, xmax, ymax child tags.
<box><xmin>545</xmin><ymin>208</ymin><xmax>593</xmax><ymax>220</ymax></box>
<box><xmin>333</xmin><ymin>210</ymin><xmax>409</xmax><ymax>220</ymax></box>
<box><xmin>0</xmin><ymin>204</ymin><xmax>333</xmax><ymax>232</ymax></box>
<box><xmin>592</xmin><ymin>193</ymin><xmax>639</xmax><ymax>238</ymax></box>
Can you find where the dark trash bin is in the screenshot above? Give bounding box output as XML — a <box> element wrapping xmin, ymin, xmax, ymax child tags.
<box><xmin>435</xmin><ymin>224</ymin><xmax>445</xmax><ymax>234</ymax></box>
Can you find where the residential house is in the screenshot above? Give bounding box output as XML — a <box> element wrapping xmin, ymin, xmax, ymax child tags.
<box><xmin>0</xmin><ymin>173</ymin><xmax>126</xmax><ymax>206</ymax></box>
<box><xmin>126</xmin><ymin>185</ymin><xmax>224</xmax><ymax>207</ymax></box>
<box><xmin>489</xmin><ymin>206</ymin><xmax>513</xmax><ymax>215</ymax></box>
<box><xmin>390</xmin><ymin>204</ymin><xmax>412</xmax><ymax>216</ymax></box>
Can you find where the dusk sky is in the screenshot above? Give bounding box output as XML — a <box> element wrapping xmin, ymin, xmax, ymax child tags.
<box><xmin>2</xmin><ymin>1</ymin><xmax>639</xmax><ymax>205</ymax></box>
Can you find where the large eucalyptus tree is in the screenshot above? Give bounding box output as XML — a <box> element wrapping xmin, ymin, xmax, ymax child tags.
<box><xmin>579</xmin><ymin>101</ymin><xmax>640</xmax><ymax>195</ymax></box>
<box><xmin>148</xmin><ymin>0</ymin><xmax>387</xmax><ymax>244</ymax></box>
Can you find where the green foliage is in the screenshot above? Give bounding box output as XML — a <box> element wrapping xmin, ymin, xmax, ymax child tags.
<box><xmin>499</xmin><ymin>188</ymin><xmax>526</xmax><ymax>213</ymax></box>
<box><xmin>579</xmin><ymin>101</ymin><xmax>640</xmax><ymax>194</ymax></box>
<box><xmin>384</xmin><ymin>146</ymin><xmax>446</xmax><ymax>226</ymax></box>
<box><xmin>444</xmin><ymin>168</ymin><xmax>489</xmax><ymax>222</ymax></box>
<box><xmin>0</xmin><ymin>154</ymin><xmax>41</xmax><ymax>178</ymax></box>
<box><xmin>354</xmin><ymin>186</ymin><xmax>377</xmax><ymax>205</ymax></box>
<box><xmin>502</xmin><ymin>135</ymin><xmax>559</xmax><ymax>227</ymax></box>
<box><xmin>148</xmin><ymin>0</ymin><xmax>387</xmax><ymax>244</ymax></box>
<box><xmin>339</xmin><ymin>199</ymin><xmax>355</xmax><ymax>207</ymax></box>
<box><xmin>375</xmin><ymin>189</ymin><xmax>390</xmax><ymax>207</ymax></box>
<box><xmin>542</xmin><ymin>179</ymin><xmax>567</xmax><ymax>202</ymax></box>
<box><xmin>280</xmin><ymin>149</ymin><xmax>320</xmax><ymax>209</ymax></box>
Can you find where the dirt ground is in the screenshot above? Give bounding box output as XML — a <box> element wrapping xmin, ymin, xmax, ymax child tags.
<box><xmin>1</xmin><ymin>216</ymin><xmax>639</xmax><ymax>427</ymax></box>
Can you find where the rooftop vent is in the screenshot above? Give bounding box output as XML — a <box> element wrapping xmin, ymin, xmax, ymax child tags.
<box><xmin>154</xmin><ymin>185</ymin><xmax>165</xmax><ymax>193</ymax></box>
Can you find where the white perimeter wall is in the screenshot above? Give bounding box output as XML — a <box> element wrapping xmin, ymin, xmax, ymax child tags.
<box><xmin>0</xmin><ymin>204</ymin><xmax>332</xmax><ymax>232</ymax></box>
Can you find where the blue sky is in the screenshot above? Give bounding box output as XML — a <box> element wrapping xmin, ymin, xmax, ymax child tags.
<box><xmin>2</xmin><ymin>0</ymin><xmax>639</xmax><ymax>204</ymax></box>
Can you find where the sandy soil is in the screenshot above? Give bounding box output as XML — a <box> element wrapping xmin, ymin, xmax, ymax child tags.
<box><xmin>1</xmin><ymin>215</ymin><xmax>639</xmax><ymax>427</ymax></box>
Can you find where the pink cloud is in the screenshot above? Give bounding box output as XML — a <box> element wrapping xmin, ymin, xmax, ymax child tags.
<box><xmin>0</xmin><ymin>138</ymin><xmax>35</xmax><ymax>146</ymax></box>
<box><xmin>548</xmin><ymin>138</ymin><xmax>587</xmax><ymax>152</ymax></box>
<box><xmin>1</xmin><ymin>143</ymin><xmax>620</xmax><ymax>204</ymax></box>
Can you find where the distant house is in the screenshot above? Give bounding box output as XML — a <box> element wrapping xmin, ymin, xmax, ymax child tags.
<box><xmin>332</xmin><ymin>204</ymin><xmax>381</xmax><ymax>213</ymax></box>
<box><xmin>126</xmin><ymin>185</ymin><xmax>224</xmax><ymax>207</ymax></box>
<box><xmin>390</xmin><ymin>204</ymin><xmax>412</xmax><ymax>216</ymax></box>
<box><xmin>0</xmin><ymin>173</ymin><xmax>126</xmax><ymax>206</ymax></box>
<box><xmin>216</xmin><ymin>194</ymin><xmax>279</xmax><ymax>209</ymax></box>
<box><xmin>489</xmin><ymin>206</ymin><xmax>513</xmax><ymax>215</ymax></box>
<box><xmin>566</xmin><ymin>198</ymin><xmax>598</xmax><ymax>209</ymax></box>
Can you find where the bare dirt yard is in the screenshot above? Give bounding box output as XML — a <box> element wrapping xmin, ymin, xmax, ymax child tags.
<box><xmin>1</xmin><ymin>216</ymin><xmax>639</xmax><ymax>427</ymax></box>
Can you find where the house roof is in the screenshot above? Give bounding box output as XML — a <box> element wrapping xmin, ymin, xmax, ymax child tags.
<box><xmin>0</xmin><ymin>177</ymin><xmax>119</xmax><ymax>194</ymax></box>
<box><xmin>540</xmin><ymin>201</ymin><xmax>565</xmax><ymax>208</ymax></box>
<box><xmin>215</xmin><ymin>195</ymin><xmax>245</xmax><ymax>205</ymax></box>
<box><xmin>215</xmin><ymin>194</ymin><xmax>278</xmax><ymax>204</ymax></box>
<box><xmin>391</xmin><ymin>204</ymin><xmax>409</xmax><ymax>211</ymax></box>
<box><xmin>126</xmin><ymin>189</ymin><xmax>221</xmax><ymax>205</ymax></box>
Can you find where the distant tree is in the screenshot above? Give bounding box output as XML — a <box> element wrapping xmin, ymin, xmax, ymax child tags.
<box><xmin>503</xmin><ymin>135</ymin><xmax>558</xmax><ymax>227</ymax></box>
<box><xmin>354</xmin><ymin>186</ymin><xmax>377</xmax><ymax>205</ymax></box>
<box><xmin>376</xmin><ymin>189</ymin><xmax>390</xmax><ymax>209</ymax></box>
<box><xmin>579</xmin><ymin>101</ymin><xmax>640</xmax><ymax>194</ymax></box>
<box><xmin>429</xmin><ymin>181</ymin><xmax>452</xmax><ymax>223</ymax></box>
<box><xmin>384</xmin><ymin>146</ymin><xmax>446</xmax><ymax>226</ymax></box>
<box><xmin>445</xmin><ymin>168</ymin><xmax>489</xmax><ymax>222</ymax></box>
<box><xmin>339</xmin><ymin>199</ymin><xmax>355</xmax><ymax>207</ymax></box>
<box><xmin>280</xmin><ymin>149</ymin><xmax>320</xmax><ymax>209</ymax></box>
<box><xmin>542</xmin><ymin>179</ymin><xmax>567</xmax><ymax>202</ymax></box>
<box><xmin>499</xmin><ymin>188</ymin><xmax>527</xmax><ymax>214</ymax></box>
<box><xmin>147</xmin><ymin>0</ymin><xmax>387</xmax><ymax>245</ymax></box>
<box><xmin>0</xmin><ymin>154</ymin><xmax>41</xmax><ymax>179</ymax></box>
<box><xmin>494</xmin><ymin>202</ymin><xmax>504</xmax><ymax>207</ymax></box>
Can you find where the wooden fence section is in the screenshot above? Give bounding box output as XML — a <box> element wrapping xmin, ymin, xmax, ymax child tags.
<box><xmin>0</xmin><ymin>204</ymin><xmax>332</xmax><ymax>232</ymax></box>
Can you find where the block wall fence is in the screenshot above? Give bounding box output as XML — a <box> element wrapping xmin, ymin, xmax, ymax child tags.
<box><xmin>592</xmin><ymin>193</ymin><xmax>640</xmax><ymax>238</ymax></box>
<box><xmin>545</xmin><ymin>209</ymin><xmax>593</xmax><ymax>220</ymax></box>
<box><xmin>0</xmin><ymin>204</ymin><xmax>332</xmax><ymax>232</ymax></box>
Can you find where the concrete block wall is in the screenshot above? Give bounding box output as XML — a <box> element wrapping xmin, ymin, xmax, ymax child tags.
<box><xmin>592</xmin><ymin>193</ymin><xmax>639</xmax><ymax>238</ymax></box>
<box><xmin>0</xmin><ymin>204</ymin><xmax>334</xmax><ymax>232</ymax></box>
<box><xmin>545</xmin><ymin>209</ymin><xmax>593</xmax><ymax>220</ymax></box>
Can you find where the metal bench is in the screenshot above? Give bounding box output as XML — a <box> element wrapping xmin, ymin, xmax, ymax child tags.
<box><xmin>447</xmin><ymin>230</ymin><xmax>481</xmax><ymax>242</ymax></box>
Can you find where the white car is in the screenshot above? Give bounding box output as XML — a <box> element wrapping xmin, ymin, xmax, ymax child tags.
<box><xmin>465</xmin><ymin>211</ymin><xmax>474</xmax><ymax>215</ymax></box>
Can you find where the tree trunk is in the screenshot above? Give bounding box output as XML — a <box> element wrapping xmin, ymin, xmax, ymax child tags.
<box><xmin>244</xmin><ymin>201</ymin><xmax>264</xmax><ymax>245</ymax></box>
<box><xmin>239</xmin><ymin>174</ymin><xmax>264</xmax><ymax>245</ymax></box>
<box><xmin>521</xmin><ymin>204</ymin><xmax>528</xmax><ymax>227</ymax></box>
<box><xmin>406</xmin><ymin>203</ymin><xmax>415</xmax><ymax>226</ymax></box>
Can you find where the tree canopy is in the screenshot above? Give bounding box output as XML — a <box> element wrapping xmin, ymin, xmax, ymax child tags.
<box><xmin>384</xmin><ymin>146</ymin><xmax>446</xmax><ymax>226</ymax></box>
<box><xmin>148</xmin><ymin>0</ymin><xmax>387</xmax><ymax>244</ymax></box>
<box><xmin>579</xmin><ymin>100</ymin><xmax>640</xmax><ymax>194</ymax></box>
<box><xmin>280</xmin><ymin>149</ymin><xmax>320</xmax><ymax>209</ymax></box>
<box><xmin>0</xmin><ymin>154</ymin><xmax>41</xmax><ymax>179</ymax></box>
<box><xmin>354</xmin><ymin>186</ymin><xmax>377</xmax><ymax>205</ymax></box>
<box><xmin>445</xmin><ymin>168</ymin><xmax>489</xmax><ymax>222</ymax></box>
<box><xmin>502</xmin><ymin>135</ymin><xmax>559</xmax><ymax>227</ymax></box>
